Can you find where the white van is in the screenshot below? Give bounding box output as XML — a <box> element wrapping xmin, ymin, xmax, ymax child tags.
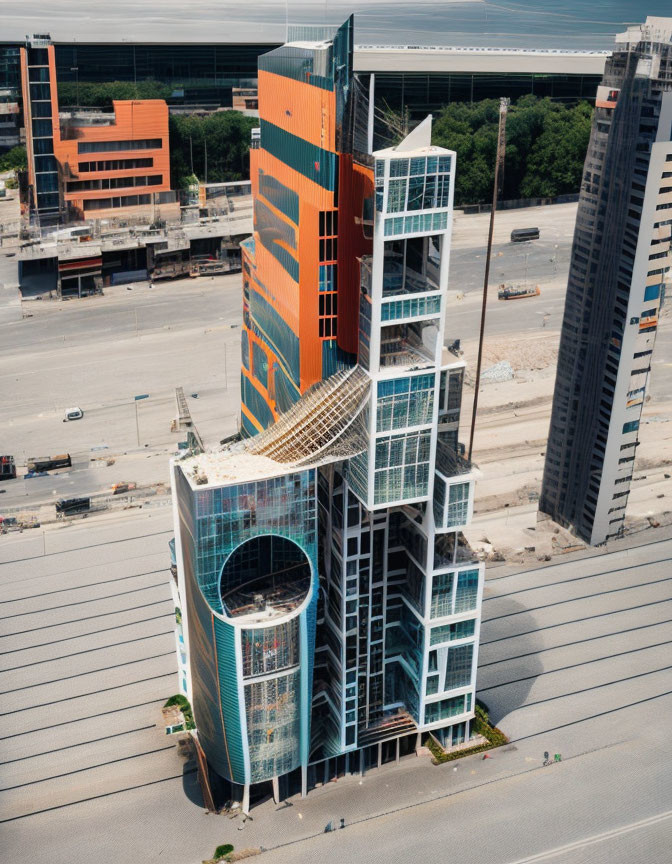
<box><xmin>63</xmin><ymin>407</ymin><xmax>84</xmax><ymax>422</ymax></box>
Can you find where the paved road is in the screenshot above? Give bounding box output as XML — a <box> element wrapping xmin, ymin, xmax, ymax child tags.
<box><xmin>0</xmin><ymin>275</ymin><xmax>245</xmax><ymax>510</ymax></box>
<box><xmin>1</xmin><ymin>513</ymin><xmax>670</xmax><ymax>864</ymax></box>
<box><xmin>0</xmin><ymin>204</ymin><xmax>577</xmax><ymax>513</ymax></box>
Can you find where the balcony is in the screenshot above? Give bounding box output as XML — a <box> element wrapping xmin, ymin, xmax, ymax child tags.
<box><xmin>382</xmin><ymin>252</ymin><xmax>440</xmax><ymax>298</ymax></box>
<box><xmin>433</xmin><ymin>532</ymin><xmax>478</xmax><ymax>569</ymax></box>
<box><xmin>379</xmin><ymin>321</ymin><xmax>438</xmax><ymax>369</ymax></box>
<box><xmin>59</xmin><ymin>110</ymin><xmax>116</xmax><ymax>138</ymax></box>
<box><xmin>435</xmin><ymin>440</ymin><xmax>472</xmax><ymax>479</ymax></box>
<box><xmin>358</xmin><ymin>709</ymin><xmax>417</xmax><ymax>747</ymax></box>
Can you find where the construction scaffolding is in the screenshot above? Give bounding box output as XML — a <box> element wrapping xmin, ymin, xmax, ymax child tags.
<box><xmin>247</xmin><ymin>365</ymin><xmax>370</xmax><ymax>466</ymax></box>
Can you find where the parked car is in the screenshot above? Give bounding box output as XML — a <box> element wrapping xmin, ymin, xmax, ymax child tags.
<box><xmin>63</xmin><ymin>407</ymin><xmax>84</xmax><ymax>421</ymax></box>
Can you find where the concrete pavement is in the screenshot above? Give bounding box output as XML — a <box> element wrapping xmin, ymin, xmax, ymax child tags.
<box><xmin>1</xmin><ymin>512</ymin><xmax>671</xmax><ymax>863</ymax></box>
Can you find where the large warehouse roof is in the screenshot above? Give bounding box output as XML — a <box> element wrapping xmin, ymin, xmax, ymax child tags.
<box><xmin>2</xmin><ymin>0</ymin><xmax>661</xmax><ymax>59</ymax></box>
<box><xmin>354</xmin><ymin>46</ymin><xmax>608</xmax><ymax>75</ymax></box>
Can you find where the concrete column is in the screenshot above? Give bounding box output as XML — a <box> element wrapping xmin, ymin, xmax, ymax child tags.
<box><xmin>323</xmin><ymin>759</ymin><xmax>329</xmax><ymax>786</ymax></box>
<box><xmin>396</xmin><ymin>737</ymin><xmax>400</xmax><ymax>764</ymax></box>
<box><xmin>242</xmin><ymin>783</ymin><xmax>250</xmax><ymax>815</ymax></box>
<box><xmin>301</xmin><ymin>764</ymin><xmax>307</xmax><ymax>798</ymax></box>
<box><xmin>415</xmin><ymin>732</ymin><xmax>422</xmax><ymax>753</ymax></box>
<box><xmin>377</xmin><ymin>742</ymin><xmax>382</xmax><ymax>769</ymax></box>
<box><xmin>359</xmin><ymin>748</ymin><xmax>365</xmax><ymax>777</ymax></box>
<box><xmin>271</xmin><ymin>776</ymin><xmax>279</xmax><ymax>804</ymax></box>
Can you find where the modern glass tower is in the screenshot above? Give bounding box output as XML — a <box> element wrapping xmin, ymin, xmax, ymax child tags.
<box><xmin>171</xmin><ymin>19</ymin><xmax>484</xmax><ymax>812</ymax></box>
<box><xmin>540</xmin><ymin>17</ymin><xmax>672</xmax><ymax>545</ymax></box>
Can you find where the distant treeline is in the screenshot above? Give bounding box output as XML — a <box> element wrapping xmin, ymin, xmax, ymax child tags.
<box><xmin>57</xmin><ymin>79</ymin><xmax>173</xmax><ymax>107</ymax></box>
<box><xmin>42</xmin><ymin>84</ymin><xmax>593</xmax><ymax>202</ymax></box>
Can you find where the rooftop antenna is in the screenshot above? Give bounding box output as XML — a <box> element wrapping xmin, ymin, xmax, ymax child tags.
<box><xmin>468</xmin><ymin>97</ymin><xmax>509</xmax><ymax>462</ymax></box>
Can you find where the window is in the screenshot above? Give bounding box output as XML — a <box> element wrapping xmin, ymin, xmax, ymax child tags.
<box><xmin>373</xmin><ymin>430</ymin><xmax>431</xmax><ymax>505</ymax></box>
<box><xmin>78</xmin><ymin>157</ymin><xmax>153</xmax><ymax>172</ymax></box>
<box><xmin>241</xmin><ymin>620</ymin><xmax>299</xmax><ymax>677</ymax></box>
<box><xmin>424</xmin><ymin>694</ymin><xmax>466</xmax><ymax>725</ymax></box>
<box><xmin>430</xmin><ymin>619</ymin><xmax>475</xmax><ymax>646</ymax></box>
<box><xmin>319</xmin><ymin>237</ymin><xmax>337</xmax><ymax>262</ymax></box>
<box><xmin>78</xmin><ymin>138</ymin><xmax>162</xmax><ymax>154</ymax></box>
<box><xmin>318</xmin><ymin>317</ymin><xmax>336</xmax><ymax>338</ymax></box>
<box><xmin>454</xmin><ymin>570</ymin><xmax>479</xmax><ymax>613</ymax></box>
<box><xmin>622</xmin><ymin>420</ymin><xmax>640</xmax><ymax>434</ymax></box>
<box><xmin>67</xmin><ymin>175</ymin><xmax>163</xmax><ymax>192</ymax></box>
<box><xmin>318</xmin><ymin>293</ymin><xmax>337</xmax><ymax>317</ymax></box>
<box><xmin>430</xmin><ymin>571</ymin><xmax>453</xmax><ymax>618</ymax></box>
<box><xmin>387</xmin><ymin>179</ymin><xmax>407</xmax><ymax>213</ymax></box>
<box><xmin>376</xmin><ymin>374</ymin><xmax>435</xmax><ymax>431</ymax></box>
<box><xmin>318</xmin><ymin>263</ymin><xmax>336</xmax><ymax>291</ymax></box>
<box><xmin>445</xmin><ymin>483</ymin><xmax>470</xmax><ymax>527</ymax></box>
<box><xmin>82</xmin><ymin>194</ymin><xmax>151</xmax><ymax>211</ymax></box>
<box><xmin>444</xmin><ymin>644</ymin><xmax>474</xmax><ymax>690</ymax></box>
<box><xmin>319</xmin><ymin>210</ymin><xmax>338</xmax><ymax>236</ymax></box>
<box><xmin>31</xmin><ymin>119</ymin><xmax>53</xmax><ymax>137</ymax></box>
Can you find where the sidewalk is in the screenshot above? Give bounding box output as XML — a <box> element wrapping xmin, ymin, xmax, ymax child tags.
<box><xmin>220</xmin><ymin>733</ymin><xmax>620</xmax><ymax>855</ymax></box>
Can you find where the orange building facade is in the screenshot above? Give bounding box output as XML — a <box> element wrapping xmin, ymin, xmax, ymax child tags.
<box><xmin>240</xmin><ymin>18</ymin><xmax>374</xmax><ymax>436</ymax></box>
<box><xmin>21</xmin><ymin>40</ymin><xmax>171</xmax><ymax>223</ymax></box>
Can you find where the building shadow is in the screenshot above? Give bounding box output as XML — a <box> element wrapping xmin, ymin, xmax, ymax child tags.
<box><xmin>182</xmin><ymin>757</ymin><xmax>203</xmax><ymax>807</ymax></box>
<box><xmin>477</xmin><ymin>594</ymin><xmax>546</xmax><ymax>728</ymax></box>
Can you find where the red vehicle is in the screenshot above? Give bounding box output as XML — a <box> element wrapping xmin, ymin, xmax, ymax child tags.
<box><xmin>0</xmin><ymin>456</ymin><xmax>16</xmax><ymax>481</ymax></box>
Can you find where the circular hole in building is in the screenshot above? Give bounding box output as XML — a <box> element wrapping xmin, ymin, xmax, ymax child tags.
<box><xmin>220</xmin><ymin>535</ymin><xmax>311</xmax><ymax>621</ymax></box>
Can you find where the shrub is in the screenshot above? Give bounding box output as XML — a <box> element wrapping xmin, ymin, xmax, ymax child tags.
<box><xmin>425</xmin><ymin>699</ymin><xmax>509</xmax><ymax>764</ymax></box>
<box><xmin>214</xmin><ymin>844</ymin><xmax>234</xmax><ymax>860</ymax></box>
<box><xmin>164</xmin><ymin>694</ymin><xmax>195</xmax><ymax>730</ymax></box>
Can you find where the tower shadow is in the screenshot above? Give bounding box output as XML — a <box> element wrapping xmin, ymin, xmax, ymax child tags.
<box><xmin>477</xmin><ymin>594</ymin><xmax>546</xmax><ymax>728</ymax></box>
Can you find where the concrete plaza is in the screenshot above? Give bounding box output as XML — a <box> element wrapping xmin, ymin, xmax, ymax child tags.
<box><xmin>1</xmin><ymin>510</ymin><xmax>670</xmax><ymax>863</ymax></box>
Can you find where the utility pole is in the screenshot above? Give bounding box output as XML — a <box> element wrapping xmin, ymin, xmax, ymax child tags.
<box><xmin>468</xmin><ymin>97</ymin><xmax>509</xmax><ymax>462</ymax></box>
<box><xmin>204</xmin><ymin>137</ymin><xmax>208</xmax><ymax>185</ymax></box>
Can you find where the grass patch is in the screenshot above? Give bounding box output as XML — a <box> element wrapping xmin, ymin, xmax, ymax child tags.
<box><xmin>426</xmin><ymin>699</ymin><xmax>508</xmax><ymax>765</ymax></box>
<box><xmin>164</xmin><ymin>694</ymin><xmax>196</xmax><ymax>730</ymax></box>
<box><xmin>214</xmin><ymin>844</ymin><xmax>234</xmax><ymax>860</ymax></box>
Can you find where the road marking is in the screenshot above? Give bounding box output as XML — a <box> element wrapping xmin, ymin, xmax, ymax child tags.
<box><xmin>505</xmin><ymin>809</ymin><xmax>672</xmax><ymax>863</ymax></box>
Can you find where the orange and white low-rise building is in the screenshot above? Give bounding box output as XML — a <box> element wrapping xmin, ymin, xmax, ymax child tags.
<box><xmin>21</xmin><ymin>35</ymin><xmax>174</xmax><ymax>224</ymax></box>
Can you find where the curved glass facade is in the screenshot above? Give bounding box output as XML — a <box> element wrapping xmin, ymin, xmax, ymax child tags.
<box><xmin>173</xmin><ymin>466</ymin><xmax>318</xmax><ymax>786</ymax></box>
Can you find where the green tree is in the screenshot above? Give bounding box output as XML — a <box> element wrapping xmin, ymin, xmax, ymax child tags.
<box><xmin>431</xmin><ymin>95</ymin><xmax>593</xmax><ymax>206</ymax></box>
<box><xmin>57</xmin><ymin>79</ymin><xmax>172</xmax><ymax>108</ymax></box>
<box><xmin>169</xmin><ymin>111</ymin><xmax>257</xmax><ymax>189</ymax></box>
<box><xmin>0</xmin><ymin>145</ymin><xmax>27</xmax><ymax>173</ymax></box>
<box><xmin>520</xmin><ymin>101</ymin><xmax>592</xmax><ymax>198</ymax></box>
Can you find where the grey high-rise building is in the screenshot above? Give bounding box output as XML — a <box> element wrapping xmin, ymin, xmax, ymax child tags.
<box><xmin>540</xmin><ymin>17</ymin><xmax>672</xmax><ymax>545</ymax></box>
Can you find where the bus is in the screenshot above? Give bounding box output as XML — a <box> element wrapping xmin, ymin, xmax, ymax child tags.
<box><xmin>511</xmin><ymin>227</ymin><xmax>540</xmax><ymax>242</ymax></box>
